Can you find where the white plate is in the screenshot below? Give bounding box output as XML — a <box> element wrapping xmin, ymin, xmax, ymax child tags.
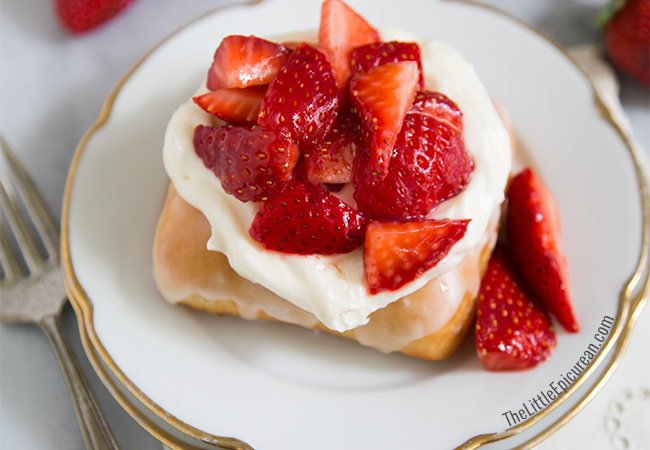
<box><xmin>61</xmin><ymin>0</ymin><xmax>649</xmax><ymax>449</ymax></box>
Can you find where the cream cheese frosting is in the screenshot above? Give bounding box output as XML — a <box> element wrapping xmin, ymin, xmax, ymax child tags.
<box><xmin>162</xmin><ymin>27</ymin><xmax>512</xmax><ymax>332</ymax></box>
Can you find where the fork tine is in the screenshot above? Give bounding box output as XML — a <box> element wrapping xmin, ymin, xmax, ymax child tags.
<box><xmin>0</xmin><ymin>165</ymin><xmax>43</xmax><ymax>274</ymax></box>
<box><xmin>0</xmin><ymin>136</ymin><xmax>59</xmax><ymax>254</ymax></box>
<box><xmin>0</xmin><ymin>136</ymin><xmax>59</xmax><ymax>275</ymax></box>
<box><xmin>0</xmin><ymin>222</ymin><xmax>21</xmax><ymax>284</ymax></box>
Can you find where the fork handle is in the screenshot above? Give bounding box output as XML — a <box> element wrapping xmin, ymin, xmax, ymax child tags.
<box><xmin>40</xmin><ymin>313</ymin><xmax>120</xmax><ymax>450</ymax></box>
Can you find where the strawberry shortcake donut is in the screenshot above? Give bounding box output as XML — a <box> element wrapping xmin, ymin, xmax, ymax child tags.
<box><xmin>153</xmin><ymin>0</ymin><xmax>513</xmax><ymax>360</ymax></box>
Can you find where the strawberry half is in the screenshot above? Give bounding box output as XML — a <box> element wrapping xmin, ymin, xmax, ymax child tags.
<box><xmin>318</xmin><ymin>0</ymin><xmax>380</xmax><ymax>88</ymax></box>
<box><xmin>507</xmin><ymin>168</ymin><xmax>579</xmax><ymax>332</ymax></box>
<box><xmin>249</xmin><ymin>177</ymin><xmax>368</xmax><ymax>255</ymax></box>
<box><xmin>363</xmin><ymin>218</ymin><xmax>469</xmax><ymax>294</ymax></box>
<box><xmin>193</xmin><ymin>86</ymin><xmax>266</xmax><ymax>127</ymax></box>
<box><xmin>476</xmin><ymin>245</ymin><xmax>557</xmax><ymax>371</ymax></box>
<box><xmin>351</xmin><ymin>41</ymin><xmax>425</xmax><ymax>89</ymax></box>
<box><xmin>258</xmin><ymin>43</ymin><xmax>340</xmax><ymax>148</ymax></box>
<box><xmin>295</xmin><ymin>111</ymin><xmax>363</xmax><ymax>185</ymax></box>
<box><xmin>55</xmin><ymin>0</ymin><xmax>138</xmax><ymax>34</ymax></box>
<box><xmin>353</xmin><ymin>109</ymin><xmax>473</xmax><ymax>221</ymax></box>
<box><xmin>206</xmin><ymin>35</ymin><xmax>291</xmax><ymax>90</ymax></box>
<box><xmin>193</xmin><ymin>124</ymin><xmax>299</xmax><ymax>203</ymax></box>
<box><xmin>409</xmin><ymin>91</ymin><xmax>464</xmax><ymax>134</ymax></box>
<box><xmin>349</xmin><ymin>61</ymin><xmax>419</xmax><ymax>179</ymax></box>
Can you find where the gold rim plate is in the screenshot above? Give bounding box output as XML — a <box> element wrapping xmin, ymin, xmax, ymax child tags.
<box><xmin>60</xmin><ymin>0</ymin><xmax>650</xmax><ymax>449</ymax></box>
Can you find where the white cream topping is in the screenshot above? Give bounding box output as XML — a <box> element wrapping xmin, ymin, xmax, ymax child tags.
<box><xmin>162</xmin><ymin>28</ymin><xmax>512</xmax><ymax>332</ymax></box>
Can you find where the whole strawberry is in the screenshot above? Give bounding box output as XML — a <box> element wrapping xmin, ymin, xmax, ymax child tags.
<box><xmin>55</xmin><ymin>0</ymin><xmax>138</xmax><ymax>34</ymax></box>
<box><xmin>602</xmin><ymin>0</ymin><xmax>650</xmax><ymax>86</ymax></box>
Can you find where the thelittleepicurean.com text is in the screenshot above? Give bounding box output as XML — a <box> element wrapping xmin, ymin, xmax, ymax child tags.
<box><xmin>502</xmin><ymin>315</ymin><xmax>614</xmax><ymax>427</ymax></box>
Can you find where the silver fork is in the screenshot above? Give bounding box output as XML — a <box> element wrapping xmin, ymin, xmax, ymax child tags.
<box><xmin>0</xmin><ymin>136</ymin><xmax>119</xmax><ymax>450</ymax></box>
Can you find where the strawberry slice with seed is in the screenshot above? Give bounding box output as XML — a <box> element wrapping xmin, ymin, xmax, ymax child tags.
<box><xmin>476</xmin><ymin>245</ymin><xmax>557</xmax><ymax>371</ymax></box>
<box><xmin>249</xmin><ymin>177</ymin><xmax>368</xmax><ymax>255</ymax></box>
<box><xmin>507</xmin><ymin>168</ymin><xmax>579</xmax><ymax>332</ymax></box>
<box><xmin>295</xmin><ymin>111</ymin><xmax>363</xmax><ymax>185</ymax></box>
<box><xmin>193</xmin><ymin>124</ymin><xmax>299</xmax><ymax>203</ymax></box>
<box><xmin>353</xmin><ymin>110</ymin><xmax>473</xmax><ymax>221</ymax></box>
<box><xmin>318</xmin><ymin>0</ymin><xmax>380</xmax><ymax>88</ymax></box>
<box><xmin>349</xmin><ymin>60</ymin><xmax>419</xmax><ymax>179</ymax></box>
<box><xmin>258</xmin><ymin>43</ymin><xmax>340</xmax><ymax>148</ymax></box>
<box><xmin>351</xmin><ymin>41</ymin><xmax>425</xmax><ymax>89</ymax></box>
<box><xmin>363</xmin><ymin>218</ymin><xmax>469</xmax><ymax>294</ymax></box>
<box><xmin>409</xmin><ymin>91</ymin><xmax>464</xmax><ymax>133</ymax></box>
<box><xmin>193</xmin><ymin>85</ymin><xmax>267</xmax><ymax>127</ymax></box>
<box><xmin>207</xmin><ymin>35</ymin><xmax>290</xmax><ymax>90</ymax></box>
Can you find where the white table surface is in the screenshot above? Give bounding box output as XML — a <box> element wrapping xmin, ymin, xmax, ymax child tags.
<box><xmin>1</xmin><ymin>0</ymin><xmax>648</xmax><ymax>449</ymax></box>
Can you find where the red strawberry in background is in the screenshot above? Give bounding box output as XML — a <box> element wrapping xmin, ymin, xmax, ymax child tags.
<box><xmin>193</xmin><ymin>124</ymin><xmax>299</xmax><ymax>203</ymax></box>
<box><xmin>249</xmin><ymin>177</ymin><xmax>368</xmax><ymax>255</ymax></box>
<box><xmin>363</xmin><ymin>219</ymin><xmax>469</xmax><ymax>294</ymax></box>
<box><xmin>507</xmin><ymin>168</ymin><xmax>579</xmax><ymax>333</ymax></box>
<box><xmin>476</xmin><ymin>245</ymin><xmax>557</xmax><ymax>371</ymax></box>
<box><xmin>55</xmin><ymin>0</ymin><xmax>138</xmax><ymax>34</ymax></box>
<box><xmin>601</xmin><ymin>0</ymin><xmax>650</xmax><ymax>86</ymax></box>
<box><xmin>258</xmin><ymin>43</ymin><xmax>340</xmax><ymax>148</ymax></box>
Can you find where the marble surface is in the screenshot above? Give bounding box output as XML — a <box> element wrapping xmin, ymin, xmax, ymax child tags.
<box><xmin>1</xmin><ymin>0</ymin><xmax>648</xmax><ymax>449</ymax></box>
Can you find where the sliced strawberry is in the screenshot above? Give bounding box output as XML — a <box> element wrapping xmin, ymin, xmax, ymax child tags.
<box><xmin>409</xmin><ymin>91</ymin><xmax>464</xmax><ymax>134</ymax></box>
<box><xmin>349</xmin><ymin>61</ymin><xmax>419</xmax><ymax>178</ymax></box>
<box><xmin>193</xmin><ymin>124</ymin><xmax>299</xmax><ymax>203</ymax></box>
<box><xmin>206</xmin><ymin>35</ymin><xmax>291</xmax><ymax>90</ymax></box>
<box><xmin>507</xmin><ymin>168</ymin><xmax>579</xmax><ymax>332</ymax></box>
<box><xmin>249</xmin><ymin>177</ymin><xmax>368</xmax><ymax>255</ymax></box>
<box><xmin>281</xmin><ymin>41</ymin><xmax>302</xmax><ymax>51</ymax></box>
<box><xmin>351</xmin><ymin>41</ymin><xmax>424</xmax><ymax>89</ymax></box>
<box><xmin>295</xmin><ymin>111</ymin><xmax>363</xmax><ymax>185</ymax></box>
<box><xmin>193</xmin><ymin>85</ymin><xmax>266</xmax><ymax>127</ymax></box>
<box><xmin>363</xmin><ymin>219</ymin><xmax>469</xmax><ymax>294</ymax></box>
<box><xmin>258</xmin><ymin>43</ymin><xmax>340</xmax><ymax>148</ymax></box>
<box><xmin>55</xmin><ymin>0</ymin><xmax>138</xmax><ymax>34</ymax></box>
<box><xmin>476</xmin><ymin>245</ymin><xmax>557</xmax><ymax>371</ymax></box>
<box><xmin>318</xmin><ymin>0</ymin><xmax>380</xmax><ymax>88</ymax></box>
<box><xmin>353</xmin><ymin>111</ymin><xmax>473</xmax><ymax>221</ymax></box>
